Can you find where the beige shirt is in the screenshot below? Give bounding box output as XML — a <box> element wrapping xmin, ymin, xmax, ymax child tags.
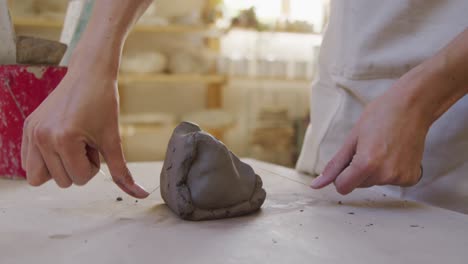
<box><xmin>297</xmin><ymin>0</ymin><xmax>468</xmax><ymax>213</ymax></box>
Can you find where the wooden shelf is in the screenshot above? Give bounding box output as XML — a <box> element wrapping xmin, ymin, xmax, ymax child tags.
<box><xmin>230</xmin><ymin>76</ymin><xmax>312</xmax><ymax>84</ymax></box>
<box><xmin>119</xmin><ymin>73</ymin><xmax>227</xmax><ymax>85</ymax></box>
<box><xmin>134</xmin><ymin>24</ymin><xmax>225</xmax><ymax>35</ymax></box>
<box><xmin>13</xmin><ymin>17</ymin><xmax>62</xmax><ymax>28</ymax></box>
<box><xmin>13</xmin><ymin>17</ymin><xmax>225</xmax><ymax>35</ymax></box>
<box><xmin>230</xmin><ymin>27</ymin><xmax>322</xmax><ymax>36</ymax></box>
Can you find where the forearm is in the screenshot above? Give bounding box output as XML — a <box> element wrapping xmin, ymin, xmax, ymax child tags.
<box><xmin>394</xmin><ymin>28</ymin><xmax>468</xmax><ymax>126</ymax></box>
<box><xmin>69</xmin><ymin>0</ymin><xmax>152</xmax><ymax>77</ymax></box>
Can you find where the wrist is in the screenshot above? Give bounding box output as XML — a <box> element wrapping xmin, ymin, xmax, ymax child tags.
<box><xmin>390</xmin><ymin>57</ymin><xmax>465</xmax><ymax>127</ymax></box>
<box><xmin>65</xmin><ymin>0</ymin><xmax>153</xmax><ymax>82</ymax></box>
<box><xmin>68</xmin><ymin>41</ymin><xmax>121</xmax><ymax>80</ymax></box>
<box><xmin>67</xmin><ymin>24</ymin><xmax>123</xmax><ymax>80</ymax></box>
<box><xmin>67</xmin><ymin>4</ymin><xmax>131</xmax><ymax>79</ymax></box>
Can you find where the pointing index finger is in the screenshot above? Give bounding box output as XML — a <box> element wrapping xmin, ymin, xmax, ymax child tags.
<box><xmin>101</xmin><ymin>142</ymin><xmax>149</xmax><ymax>199</ymax></box>
<box><xmin>311</xmin><ymin>134</ymin><xmax>358</xmax><ymax>189</ymax></box>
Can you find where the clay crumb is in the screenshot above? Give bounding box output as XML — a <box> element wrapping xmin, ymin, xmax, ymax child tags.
<box><xmin>348</xmin><ymin>212</ymin><xmax>355</xmax><ymax>215</ymax></box>
<box><xmin>116</xmin><ymin>197</ymin><xmax>123</xmax><ymax>202</ymax></box>
<box><xmin>366</xmin><ymin>223</ymin><xmax>374</xmax><ymax>227</ymax></box>
<box><xmin>410</xmin><ymin>224</ymin><xmax>419</xmax><ymax>228</ymax></box>
<box><xmin>338</xmin><ymin>201</ymin><xmax>342</xmax><ymax>205</ymax></box>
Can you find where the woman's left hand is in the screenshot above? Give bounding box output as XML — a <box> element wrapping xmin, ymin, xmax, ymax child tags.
<box><xmin>311</xmin><ymin>28</ymin><xmax>468</xmax><ymax>194</ymax></box>
<box><xmin>310</xmin><ymin>64</ymin><xmax>435</xmax><ymax>194</ymax></box>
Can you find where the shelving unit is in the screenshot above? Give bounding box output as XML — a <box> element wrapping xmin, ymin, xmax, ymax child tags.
<box><xmin>119</xmin><ymin>73</ymin><xmax>226</xmax><ymax>85</ymax></box>
<box><xmin>12</xmin><ymin>15</ymin><xmax>227</xmax><ymax>110</ymax></box>
<box><xmin>231</xmin><ymin>76</ymin><xmax>312</xmax><ymax>84</ymax></box>
<box><xmin>12</xmin><ymin>13</ymin><xmax>227</xmax><ymax>110</ymax></box>
<box><xmin>9</xmin><ymin>1</ymin><xmax>325</xmax><ymax>164</ymax></box>
<box><xmin>13</xmin><ymin>17</ymin><xmax>63</xmax><ymax>29</ymax></box>
<box><xmin>11</xmin><ymin>2</ymin><xmax>230</xmax><ymax>160</ymax></box>
<box><xmin>118</xmin><ymin>73</ymin><xmax>227</xmax><ymax>109</ymax></box>
<box><xmin>13</xmin><ymin>17</ymin><xmax>226</xmax><ymax>35</ymax></box>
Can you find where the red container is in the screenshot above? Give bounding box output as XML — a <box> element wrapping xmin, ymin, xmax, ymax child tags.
<box><xmin>0</xmin><ymin>65</ymin><xmax>67</xmax><ymax>179</ymax></box>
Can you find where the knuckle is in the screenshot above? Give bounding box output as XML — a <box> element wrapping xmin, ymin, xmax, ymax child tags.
<box><xmin>379</xmin><ymin>176</ymin><xmax>393</xmax><ymax>186</ymax></box>
<box><xmin>387</xmin><ymin>165</ymin><xmax>421</xmax><ymax>187</ymax></box>
<box><xmin>324</xmin><ymin>158</ymin><xmax>340</xmax><ymax>173</ymax></box>
<box><xmin>355</xmin><ymin>147</ymin><xmax>387</xmax><ymax>172</ymax></box>
<box><xmin>33</xmin><ymin>127</ymin><xmax>51</xmax><ymax>146</ymax></box>
<box><xmin>73</xmin><ymin>175</ymin><xmax>92</xmax><ymax>186</ymax></box>
<box><xmin>352</xmin><ymin>156</ymin><xmax>377</xmax><ymax>173</ymax></box>
<box><xmin>334</xmin><ymin>182</ymin><xmax>352</xmax><ymax>195</ymax></box>
<box><xmin>27</xmin><ymin>176</ymin><xmax>46</xmax><ymax>186</ymax></box>
<box><xmin>26</xmin><ymin>170</ymin><xmax>49</xmax><ymax>186</ymax></box>
<box><xmin>23</xmin><ymin>116</ymin><xmax>32</xmax><ymax>131</ymax></box>
<box><xmin>55</xmin><ymin>179</ymin><xmax>72</xmax><ymax>188</ymax></box>
<box><xmin>373</xmin><ymin>147</ymin><xmax>386</xmax><ymax>162</ymax></box>
<box><xmin>379</xmin><ymin>170</ymin><xmax>398</xmax><ymax>185</ymax></box>
<box><xmin>73</xmin><ymin>179</ymin><xmax>87</xmax><ymax>186</ymax></box>
<box><xmin>399</xmin><ymin>173</ymin><xmax>420</xmax><ymax>187</ymax></box>
<box><xmin>53</xmin><ymin>128</ymin><xmax>76</xmax><ymax>148</ymax></box>
<box><xmin>105</xmin><ymin>135</ymin><xmax>123</xmax><ymax>147</ymax></box>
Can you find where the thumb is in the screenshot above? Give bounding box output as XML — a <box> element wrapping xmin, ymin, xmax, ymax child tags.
<box><xmin>101</xmin><ymin>139</ymin><xmax>149</xmax><ymax>199</ymax></box>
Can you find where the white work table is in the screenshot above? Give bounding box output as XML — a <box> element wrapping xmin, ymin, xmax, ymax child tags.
<box><xmin>0</xmin><ymin>159</ymin><xmax>467</xmax><ymax>264</ymax></box>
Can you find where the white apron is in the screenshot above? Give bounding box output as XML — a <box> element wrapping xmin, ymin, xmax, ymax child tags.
<box><xmin>297</xmin><ymin>0</ymin><xmax>468</xmax><ymax>213</ymax></box>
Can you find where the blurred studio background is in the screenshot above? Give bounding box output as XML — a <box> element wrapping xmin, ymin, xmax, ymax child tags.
<box><xmin>9</xmin><ymin>0</ymin><xmax>329</xmax><ymax>167</ymax></box>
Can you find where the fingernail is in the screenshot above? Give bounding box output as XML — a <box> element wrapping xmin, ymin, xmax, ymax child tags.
<box><xmin>310</xmin><ymin>174</ymin><xmax>323</xmax><ymax>189</ymax></box>
<box><xmin>132</xmin><ymin>183</ymin><xmax>150</xmax><ymax>198</ymax></box>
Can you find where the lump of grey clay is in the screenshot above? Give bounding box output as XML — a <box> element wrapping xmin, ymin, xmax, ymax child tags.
<box><xmin>160</xmin><ymin>122</ymin><xmax>266</xmax><ymax>221</ymax></box>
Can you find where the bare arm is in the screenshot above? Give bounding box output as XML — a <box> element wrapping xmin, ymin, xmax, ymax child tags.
<box><xmin>69</xmin><ymin>0</ymin><xmax>152</xmax><ymax>76</ymax></box>
<box><xmin>405</xmin><ymin>28</ymin><xmax>468</xmax><ymax>124</ymax></box>
<box><xmin>311</xmin><ymin>27</ymin><xmax>468</xmax><ymax>194</ymax></box>
<box><xmin>22</xmin><ymin>0</ymin><xmax>153</xmax><ymax>198</ymax></box>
